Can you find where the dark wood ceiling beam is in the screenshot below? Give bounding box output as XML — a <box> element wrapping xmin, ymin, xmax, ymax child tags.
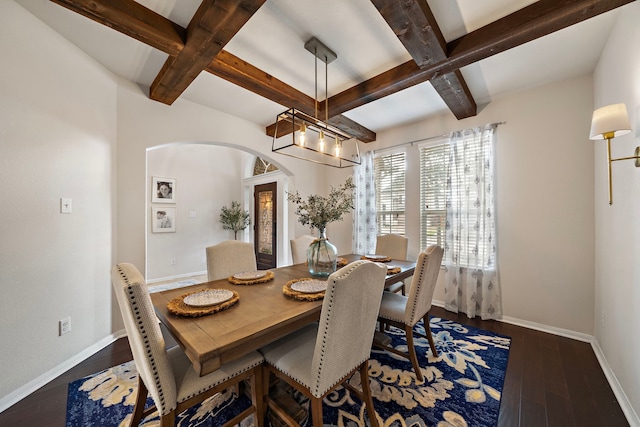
<box><xmin>207</xmin><ymin>51</ymin><xmax>316</xmax><ymax>116</ymax></box>
<box><xmin>446</xmin><ymin>0</ymin><xmax>636</xmax><ymax>70</ymax></box>
<box><xmin>328</xmin><ymin>0</ymin><xmax>634</xmax><ymax>117</ymax></box>
<box><xmin>370</xmin><ymin>0</ymin><xmax>476</xmax><ymax>119</ymax></box>
<box><xmin>207</xmin><ymin>51</ymin><xmax>376</xmax><ymax>142</ymax></box>
<box><xmin>430</xmin><ymin>71</ymin><xmax>477</xmax><ymax>119</ymax></box>
<box><xmin>371</xmin><ymin>0</ymin><xmax>447</xmax><ymax>66</ymax></box>
<box><xmin>50</xmin><ymin>0</ymin><xmax>185</xmax><ymax>55</ymax></box>
<box><xmin>149</xmin><ymin>0</ymin><xmax>266</xmax><ymax>105</ymax></box>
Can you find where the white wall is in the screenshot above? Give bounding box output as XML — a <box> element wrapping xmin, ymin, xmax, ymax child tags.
<box><xmin>592</xmin><ymin>2</ymin><xmax>640</xmax><ymax>420</ymax></box>
<box><xmin>147</xmin><ymin>144</ymin><xmax>245</xmax><ymax>280</ymax></box>
<box><xmin>0</xmin><ymin>1</ymin><xmax>117</xmax><ymax>402</ymax></box>
<box><xmin>359</xmin><ymin>75</ymin><xmax>596</xmax><ymax>335</ymax></box>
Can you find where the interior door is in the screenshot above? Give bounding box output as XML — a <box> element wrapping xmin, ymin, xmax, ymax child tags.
<box><xmin>254</xmin><ymin>182</ymin><xmax>277</xmax><ymax>269</ymax></box>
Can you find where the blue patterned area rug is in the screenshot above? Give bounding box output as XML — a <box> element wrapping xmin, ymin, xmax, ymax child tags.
<box><xmin>66</xmin><ymin>317</ymin><xmax>510</xmax><ymax>427</ymax></box>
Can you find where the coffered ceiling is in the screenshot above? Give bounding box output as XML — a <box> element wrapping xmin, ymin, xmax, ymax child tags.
<box><xmin>16</xmin><ymin>0</ymin><xmax>635</xmax><ymax>142</ymax></box>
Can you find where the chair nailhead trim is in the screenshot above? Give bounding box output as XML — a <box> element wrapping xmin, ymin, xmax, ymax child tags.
<box><xmin>117</xmin><ymin>263</ymin><xmax>174</xmax><ymax>414</ymax></box>
<box><xmin>178</xmin><ymin>360</ymin><xmax>263</xmax><ymax>402</ymax></box>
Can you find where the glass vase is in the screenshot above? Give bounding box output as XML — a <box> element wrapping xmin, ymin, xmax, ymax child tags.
<box><xmin>307</xmin><ymin>228</ymin><xmax>338</xmax><ymax>277</ymax></box>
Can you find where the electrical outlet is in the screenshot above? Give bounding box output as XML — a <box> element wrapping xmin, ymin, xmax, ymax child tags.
<box><xmin>601</xmin><ymin>311</ymin><xmax>605</xmax><ymax>325</ymax></box>
<box><xmin>170</xmin><ymin>258</ymin><xmax>176</xmax><ymax>265</ymax></box>
<box><xmin>59</xmin><ymin>317</ymin><xmax>71</xmax><ymax>335</ymax></box>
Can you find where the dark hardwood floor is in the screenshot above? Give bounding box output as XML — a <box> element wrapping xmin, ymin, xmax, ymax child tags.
<box><xmin>0</xmin><ymin>306</ymin><xmax>628</xmax><ymax>427</ymax></box>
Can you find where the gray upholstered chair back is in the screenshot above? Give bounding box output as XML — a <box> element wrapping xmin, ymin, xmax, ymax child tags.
<box><xmin>290</xmin><ymin>234</ymin><xmax>315</xmax><ymax>264</ymax></box>
<box><xmin>376</xmin><ymin>234</ymin><xmax>408</xmax><ymax>260</ymax></box>
<box><xmin>310</xmin><ymin>260</ymin><xmax>387</xmax><ymax>398</ymax></box>
<box><xmin>111</xmin><ymin>263</ymin><xmax>177</xmax><ymax>416</ymax></box>
<box><xmin>404</xmin><ymin>245</ymin><xmax>444</xmax><ymax>326</ymax></box>
<box><xmin>206</xmin><ymin>240</ymin><xmax>257</xmax><ymax>281</ymax></box>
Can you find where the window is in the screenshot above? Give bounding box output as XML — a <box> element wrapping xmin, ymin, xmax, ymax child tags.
<box><xmin>253</xmin><ymin>157</ymin><xmax>278</xmax><ymax>176</ymax></box>
<box><xmin>374</xmin><ymin>151</ymin><xmax>405</xmax><ymax>235</ymax></box>
<box><xmin>419</xmin><ymin>129</ymin><xmax>495</xmax><ymax>268</ymax></box>
<box><xmin>419</xmin><ymin>143</ymin><xmax>448</xmax><ymax>250</ymax></box>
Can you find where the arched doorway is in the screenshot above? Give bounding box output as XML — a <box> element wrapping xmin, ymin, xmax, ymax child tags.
<box><xmin>145</xmin><ymin>143</ymin><xmax>291</xmax><ymax>281</ymax></box>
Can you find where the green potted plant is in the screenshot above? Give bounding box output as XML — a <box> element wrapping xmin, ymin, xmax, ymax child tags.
<box><xmin>219</xmin><ymin>201</ymin><xmax>250</xmax><ymax>240</ymax></box>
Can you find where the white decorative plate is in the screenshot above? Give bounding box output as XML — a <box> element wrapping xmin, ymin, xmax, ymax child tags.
<box><xmin>365</xmin><ymin>254</ymin><xmax>387</xmax><ymax>260</ymax></box>
<box><xmin>291</xmin><ymin>279</ymin><xmax>327</xmax><ymax>294</ymax></box>
<box><xmin>233</xmin><ymin>271</ymin><xmax>268</xmax><ymax>280</ymax></box>
<box><xmin>183</xmin><ymin>289</ymin><xmax>234</xmax><ymax>307</ymax></box>
<box><xmin>386</xmin><ymin>264</ymin><xmax>399</xmax><ymax>270</ymax></box>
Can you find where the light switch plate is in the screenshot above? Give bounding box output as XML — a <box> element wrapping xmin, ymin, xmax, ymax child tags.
<box><xmin>60</xmin><ymin>198</ymin><xmax>72</xmax><ymax>214</ymax></box>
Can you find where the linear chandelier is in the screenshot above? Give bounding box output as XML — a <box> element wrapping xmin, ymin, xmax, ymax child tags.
<box><xmin>272</xmin><ymin>37</ymin><xmax>361</xmax><ymax>168</ymax></box>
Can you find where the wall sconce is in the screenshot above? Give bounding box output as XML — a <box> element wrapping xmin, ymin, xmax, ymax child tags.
<box><xmin>589</xmin><ymin>103</ymin><xmax>639</xmax><ymax>205</ymax></box>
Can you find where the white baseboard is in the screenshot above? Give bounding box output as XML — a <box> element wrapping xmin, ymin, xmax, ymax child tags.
<box><xmin>498</xmin><ymin>315</ymin><xmax>593</xmax><ymax>343</ymax></box>
<box><xmin>591</xmin><ymin>340</ymin><xmax>640</xmax><ymax>426</ymax></box>
<box><xmin>0</xmin><ymin>330</ymin><xmax>127</xmax><ymax>414</ymax></box>
<box><xmin>432</xmin><ymin>299</ymin><xmax>593</xmax><ymax>342</ymax></box>
<box><xmin>146</xmin><ymin>270</ymin><xmax>207</xmax><ymax>284</ymax></box>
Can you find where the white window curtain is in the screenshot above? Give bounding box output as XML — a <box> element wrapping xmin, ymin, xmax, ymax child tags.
<box><xmin>443</xmin><ymin>125</ymin><xmax>502</xmax><ymax>320</ymax></box>
<box><xmin>352</xmin><ymin>151</ymin><xmax>377</xmax><ymax>254</ymax></box>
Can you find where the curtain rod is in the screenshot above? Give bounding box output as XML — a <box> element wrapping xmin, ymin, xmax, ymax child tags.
<box><xmin>373</xmin><ymin>121</ymin><xmax>506</xmax><ymax>153</ymax></box>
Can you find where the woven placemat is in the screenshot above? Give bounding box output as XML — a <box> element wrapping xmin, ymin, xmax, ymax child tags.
<box><xmin>387</xmin><ymin>266</ymin><xmax>401</xmax><ymax>275</ymax></box>
<box><xmin>283</xmin><ymin>278</ymin><xmax>326</xmax><ymax>301</ymax></box>
<box><xmin>306</xmin><ymin>257</ymin><xmax>348</xmax><ymax>267</ymax></box>
<box><xmin>167</xmin><ymin>289</ymin><xmax>240</xmax><ymax>317</ymax></box>
<box><xmin>227</xmin><ymin>270</ymin><xmax>275</xmax><ymax>285</ymax></box>
<box><xmin>361</xmin><ymin>255</ymin><xmax>392</xmax><ymax>262</ymax></box>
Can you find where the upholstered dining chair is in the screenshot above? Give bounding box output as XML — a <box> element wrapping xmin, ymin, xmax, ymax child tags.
<box><xmin>206</xmin><ymin>240</ymin><xmax>257</xmax><ymax>281</ymax></box>
<box><xmin>376</xmin><ymin>233</ymin><xmax>409</xmax><ymax>295</ymax></box>
<box><xmin>260</xmin><ymin>260</ymin><xmax>387</xmax><ymax>427</ymax></box>
<box><xmin>289</xmin><ymin>234</ymin><xmax>315</xmax><ymax>264</ymax></box>
<box><xmin>374</xmin><ymin>245</ymin><xmax>444</xmax><ymax>382</ymax></box>
<box><xmin>111</xmin><ymin>263</ymin><xmax>264</xmax><ymax>427</ymax></box>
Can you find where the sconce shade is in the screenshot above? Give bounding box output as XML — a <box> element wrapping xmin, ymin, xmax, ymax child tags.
<box><xmin>589</xmin><ymin>103</ymin><xmax>632</xmax><ymax>140</ymax></box>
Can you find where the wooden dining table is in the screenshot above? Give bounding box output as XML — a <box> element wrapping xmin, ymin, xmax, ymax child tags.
<box><xmin>150</xmin><ymin>254</ymin><xmax>416</xmax><ymax>376</ymax></box>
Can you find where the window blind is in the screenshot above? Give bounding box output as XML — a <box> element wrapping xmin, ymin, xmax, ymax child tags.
<box><xmin>419</xmin><ymin>143</ymin><xmax>448</xmax><ymax>251</ymax></box>
<box><xmin>374</xmin><ymin>151</ymin><xmax>405</xmax><ymax>235</ymax></box>
<box><xmin>420</xmin><ymin>133</ymin><xmax>493</xmax><ymax>267</ymax></box>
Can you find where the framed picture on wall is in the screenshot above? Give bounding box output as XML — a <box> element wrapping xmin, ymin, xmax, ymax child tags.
<box><xmin>152</xmin><ymin>176</ymin><xmax>176</xmax><ymax>203</ymax></box>
<box><xmin>152</xmin><ymin>207</ymin><xmax>176</xmax><ymax>233</ymax></box>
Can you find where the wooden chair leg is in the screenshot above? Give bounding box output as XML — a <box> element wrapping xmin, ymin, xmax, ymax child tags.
<box><xmin>423</xmin><ymin>314</ymin><xmax>438</xmax><ymax>357</ymax></box>
<box><xmin>359</xmin><ymin>361</ymin><xmax>379</xmax><ymax>427</ymax></box>
<box><xmin>310</xmin><ymin>396</ymin><xmax>324</xmax><ymax>427</ymax></box>
<box><xmin>130</xmin><ymin>376</ymin><xmax>148</xmax><ymax>427</ymax></box>
<box><xmin>261</xmin><ymin>365</ymin><xmax>271</xmax><ymax>426</ymax></box>
<box><xmin>159</xmin><ymin>411</ymin><xmax>175</xmax><ymax>427</ymax></box>
<box><xmin>250</xmin><ymin>366</ymin><xmax>265</xmax><ymax>427</ymax></box>
<box><xmin>404</xmin><ymin>324</ymin><xmax>423</xmax><ymax>382</ymax></box>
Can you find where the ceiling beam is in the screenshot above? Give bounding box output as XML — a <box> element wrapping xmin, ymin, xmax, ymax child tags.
<box><xmin>149</xmin><ymin>0</ymin><xmax>265</xmax><ymax>105</ymax></box>
<box><xmin>328</xmin><ymin>0</ymin><xmax>634</xmax><ymax>117</ymax></box>
<box><xmin>207</xmin><ymin>51</ymin><xmax>376</xmax><ymax>142</ymax></box>
<box><xmin>370</xmin><ymin>0</ymin><xmax>476</xmax><ymax>119</ymax></box>
<box><xmin>50</xmin><ymin>0</ymin><xmax>185</xmax><ymax>55</ymax></box>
